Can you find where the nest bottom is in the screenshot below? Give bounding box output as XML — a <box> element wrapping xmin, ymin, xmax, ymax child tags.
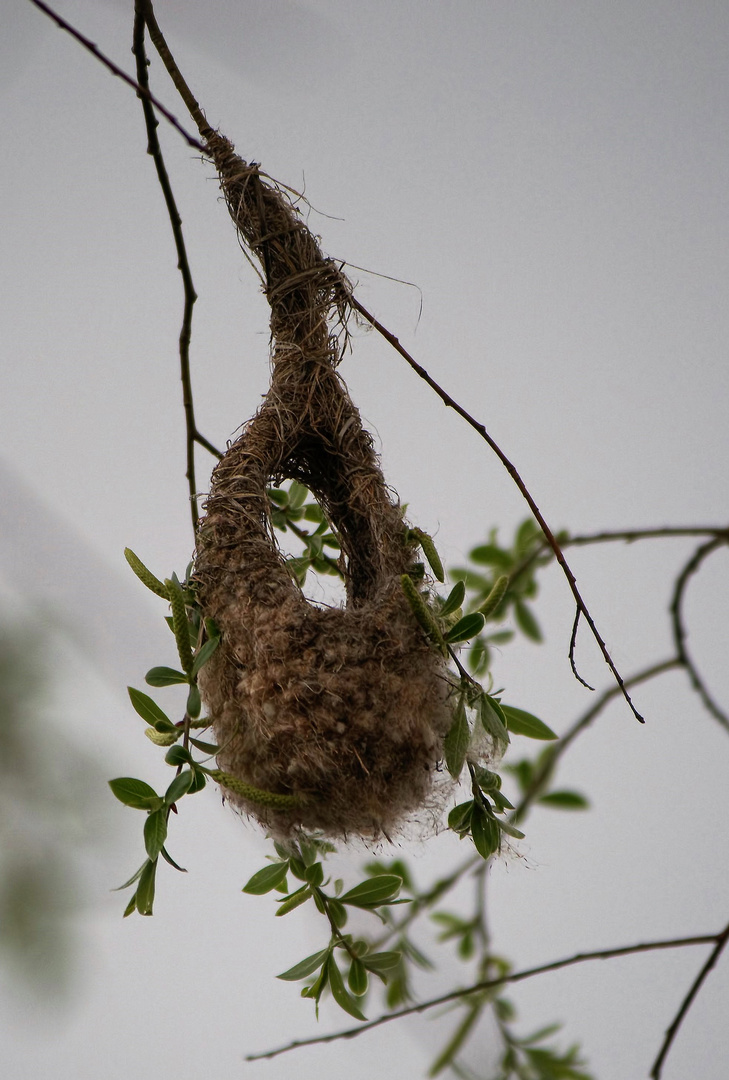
<box><xmin>199</xmin><ymin>585</ymin><xmax>452</xmax><ymax>838</ymax></box>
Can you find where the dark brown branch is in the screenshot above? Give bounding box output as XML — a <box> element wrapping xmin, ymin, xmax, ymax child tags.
<box><xmin>246</xmin><ymin>931</ymin><xmax>721</xmax><ymax>1061</ymax></box>
<box><xmin>132</xmin><ymin>8</ymin><xmax>203</xmax><ymax>534</ymax></box>
<box><xmin>650</xmin><ymin>918</ymin><xmax>729</xmax><ymax>1079</ymax></box>
<box><xmin>350</xmin><ymin>295</ymin><xmax>644</xmax><ymax>723</ymax></box>
<box><xmin>27</xmin><ymin>0</ymin><xmax>205</xmax><ymax>151</ymax></box>
<box><xmin>669</xmin><ymin>536</ymin><xmax>729</xmax><ymax>733</ymax></box>
<box><xmin>568</xmin><ymin>608</ymin><xmax>595</xmax><ymax>690</ymax></box>
<box><xmin>138</xmin><ymin>0</ymin><xmax>213</xmax><ymax>141</ymax></box>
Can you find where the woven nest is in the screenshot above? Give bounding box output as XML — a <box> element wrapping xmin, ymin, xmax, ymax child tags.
<box><xmin>194</xmin><ymin>134</ymin><xmax>452</xmax><ymax>838</ymax></box>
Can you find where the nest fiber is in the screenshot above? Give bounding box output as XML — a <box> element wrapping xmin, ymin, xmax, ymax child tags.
<box><xmin>195</xmin><ymin>134</ymin><xmax>451</xmax><ymax>837</ymax></box>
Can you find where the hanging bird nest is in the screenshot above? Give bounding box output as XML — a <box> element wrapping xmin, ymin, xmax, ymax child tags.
<box><xmin>194</xmin><ymin>133</ymin><xmax>452</xmax><ymax>838</ymax></box>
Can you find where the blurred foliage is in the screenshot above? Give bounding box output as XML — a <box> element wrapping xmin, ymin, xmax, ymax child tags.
<box><xmin>0</xmin><ymin>619</ymin><xmax>96</xmax><ymax>996</ymax></box>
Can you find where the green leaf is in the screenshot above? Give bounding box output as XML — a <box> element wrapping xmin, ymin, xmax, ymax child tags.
<box><xmin>164</xmin><ymin>770</ymin><xmax>194</xmax><ymax>806</ymax></box>
<box><xmin>471</xmin><ymin>805</ymin><xmax>500</xmax><ymax>860</ymax></box>
<box><xmin>267</xmin><ymin>486</ymin><xmax>288</xmax><ymax>507</ymax></box>
<box><xmin>480</xmin><ymin>695</ymin><xmax>510</xmax><ymax>745</ymax></box>
<box><xmin>135</xmin><ymin>858</ymin><xmax>157</xmax><ymax>916</ymax></box>
<box><xmin>303</xmin><ymin>502</ymin><xmax>325</xmax><ymax>523</ymax></box>
<box><xmin>496</xmin><ymin>817</ymin><xmax>526</xmax><ymax>839</ymax></box>
<box><xmin>513</xmin><ymin>598</ymin><xmax>543</xmax><ymax>642</ymax></box>
<box><xmin>275</xmin><ymin>885</ymin><xmax>312</xmax><ymax>916</ymax></box>
<box><xmin>326</xmin><ymin>898</ymin><xmax>348</xmax><ymax>928</ymax></box>
<box><xmin>143</xmin><ymin>809</ymin><xmax>168</xmax><ymax>861</ymax></box>
<box><xmin>127</xmin><ymin>687</ymin><xmax>173</xmax><ymax>728</ymax></box>
<box><xmin>160</xmin><ymin>846</ymin><xmax>187</xmax><ymax>873</ymax></box>
<box><xmin>186</xmin><ymin>684</ymin><xmax>202</xmax><ymax>719</ymax></box>
<box><xmin>191</xmin><ymin>636</ymin><xmax>220</xmax><ymax>677</ymax></box>
<box><xmin>443</xmin><ymin>695</ymin><xmax>469</xmax><ymax>779</ymax></box>
<box><xmin>327</xmin><ymin>956</ymin><xmax>367</xmax><ymax>1021</ymax></box>
<box><xmin>108</xmin><ymin>777</ymin><xmax>162</xmax><ymax>811</ymax></box>
<box><xmin>188</xmin><ymin>736</ymin><xmax>220</xmax><ymax>754</ymax></box>
<box><xmin>362</xmin><ymin>951</ymin><xmax>401</xmax><ymax>973</ymax></box>
<box><xmin>448</xmin><ymin>800</ymin><xmax>474</xmax><ymax>834</ymax></box>
<box><xmin>469</xmin><ymin>544</ymin><xmax>512</xmax><ymax>569</ymax></box>
<box><xmin>340</xmin><ymin>875</ymin><xmax>403</xmax><ymax>908</ymax></box>
<box><xmin>242</xmin><ymin>862</ymin><xmax>290</xmax><ymax>895</ymax></box>
<box><xmin>164</xmin><ymin>745</ymin><xmax>194</xmax><ymax>766</ymax></box>
<box><xmin>288</xmin><ymin>481</ymin><xmax>310</xmax><ymax>509</ymax></box>
<box><xmin>501</xmin><ymin>705</ymin><xmax>558</xmax><ymax>740</ymax></box>
<box><xmin>123</xmin><ymin>892</ymin><xmax>138</xmax><ymax>918</ymax></box>
<box><xmin>289</xmin><ymin>857</ymin><xmax>308</xmax><ymax>881</ymax></box>
<box><xmin>277</xmin><ymin>948</ymin><xmax>330</xmax><ymax>982</ymax></box>
<box><xmin>444</xmin><ymin>611</ymin><xmax>485</xmax><ymax>644</ymax></box>
<box><xmin>428</xmin><ymin>1002</ymin><xmax>482</xmax><ymax>1077</ymax></box>
<box><xmin>188</xmin><ymin>768</ymin><xmax>208</xmax><ymax>793</ymax></box>
<box><xmin>449</xmin><ymin>568</ymin><xmax>490</xmax><ymax>591</ymax></box>
<box><xmin>112</xmin><ymin>860</ymin><xmax>148</xmax><ymax>892</ymax></box>
<box><xmin>538</xmin><ymin>790</ymin><xmax>590</xmax><ymax>810</ymax></box>
<box><xmin>348</xmin><ymin>958</ymin><xmax>369</xmax><ymax>996</ymax></box>
<box><xmin>145</xmin><ymin>666</ymin><xmax>189</xmax><ymax>687</ymax></box>
<box><xmin>304</xmin><ymin>862</ymin><xmax>324</xmax><ymax>887</ymax></box>
<box><xmin>439</xmin><ymin>580</ymin><xmax>466</xmax><ymax>618</ymax></box>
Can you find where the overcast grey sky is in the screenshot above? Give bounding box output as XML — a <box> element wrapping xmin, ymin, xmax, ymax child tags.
<box><xmin>2</xmin><ymin>2</ymin><xmax>728</xmax><ymax>1078</ymax></box>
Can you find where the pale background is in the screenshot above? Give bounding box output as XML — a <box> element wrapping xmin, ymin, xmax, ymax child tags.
<box><xmin>1</xmin><ymin>1</ymin><xmax>728</xmax><ymax>1078</ymax></box>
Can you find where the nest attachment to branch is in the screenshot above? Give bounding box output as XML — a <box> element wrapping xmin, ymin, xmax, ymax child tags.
<box><xmin>194</xmin><ymin>134</ymin><xmax>451</xmax><ymax>838</ymax></box>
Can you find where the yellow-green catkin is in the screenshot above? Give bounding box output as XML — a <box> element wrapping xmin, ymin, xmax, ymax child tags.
<box><xmin>210</xmin><ymin>770</ymin><xmax>302</xmax><ymax>809</ymax></box>
<box><xmin>124</xmin><ymin>548</ymin><xmax>169</xmax><ymax>600</ymax></box>
<box><xmin>477</xmin><ymin>575</ymin><xmax>509</xmax><ymax>619</ymax></box>
<box><xmin>410</xmin><ymin>528</ymin><xmax>445</xmax><ymax>582</ymax></box>
<box><xmin>400</xmin><ymin>574</ymin><xmax>447</xmax><ymax>651</ymax></box>
<box><xmin>145</xmin><ymin>728</ymin><xmax>180</xmax><ymax>747</ymax></box>
<box><xmin>165</xmin><ymin>578</ymin><xmax>194</xmax><ymax>675</ymax></box>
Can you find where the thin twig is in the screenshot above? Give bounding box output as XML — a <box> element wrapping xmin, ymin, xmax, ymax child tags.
<box><xmin>650</xmin><ymin>918</ymin><xmax>729</xmax><ymax>1079</ymax></box>
<box><xmin>509</xmin><ymin>525</ymin><xmax>729</xmax><ymax>590</ymax></box>
<box><xmin>515</xmin><ymin>656</ymin><xmax>682</xmax><ymax>818</ymax></box>
<box><xmin>669</xmin><ymin>536</ymin><xmax>729</xmax><ymax>733</ymax></box>
<box><xmin>132</xmin><ymin>7</ymin><xmax>204</xmax><ymax>533</ymax></box>
<box><xmin>349</xmin><ymin>296</ymin><xmax>644</xmax><ymax>724</ymax></box>
<box><xmin>27</xmin><ymin>0</ymin><xmax>205</xmax><ymax>151</ymax></box>
<box><xmin>138</xmin><ymin>0</ymin><xmax>212</xmax><ymax>140</ymax></box>
<box><xmin>246</xmin><ymin>931</ymin><xmax>721</xmax><ymax>1061</ymax></box>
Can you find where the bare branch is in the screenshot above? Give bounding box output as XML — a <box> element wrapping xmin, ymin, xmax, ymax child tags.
<box><xmin>27</xmin><ymin>0</ymin><xmax>205</xmax><ymax>151</ymax></box>
<box><xmin>515</xmin><ymin>657</ymin><xmax>682</xmax><ymax>818</ymax></box>
<box><xmin>247</xmin><ymin>930</ymin><xmax>722</xmax><ymax>1061</ymax></box>
<box><xmin>670</xmin><ymin>535</ymin><xmax>729</xmax><ymax>733</ymax></box>
<box><xmin>350</xmin><ymin>295</ymin><xmax>644</xmax><ymax>723</ymax></box>
<box><xmin>651</xmin><ymin>918</ymin><xmax>729</xmax><ymax>1078</ymax></box>
<box><xmin>132</xmin><ymin>9</ymin><xmax>201</xmax><ymax>533</ymax></box>
<box><xmin>138</xmin><ymin>0</ymin><xmax>212</xmax><ymax>140</ymax></box>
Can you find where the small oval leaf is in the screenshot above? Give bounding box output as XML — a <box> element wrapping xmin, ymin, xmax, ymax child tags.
<box><xmin>501</xmin><ymin>705</ymin><xmax>558</xmax><ymax>740</ymax></box>
<box><xmin>242</xmin><ymin>861</ymin><xmax>290</xmax><ymax>895</ymax></box>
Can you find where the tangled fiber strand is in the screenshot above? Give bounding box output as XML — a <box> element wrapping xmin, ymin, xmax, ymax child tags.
<box><xmin>195</xmin><ymin>133</ymin><xmax>452</xmax><ymax>838</ymax></box>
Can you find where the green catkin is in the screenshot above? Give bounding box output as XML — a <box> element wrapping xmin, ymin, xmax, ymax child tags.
<box><xmin>165</xmin><ymin>578</ymin><xmax>195</xmax><ymax>675</ymax></box>
<box><xmin>477</xmin><ymin>575</ymin><xmax>509</xmax><ymax>619</ymax></box>
<box><xmin>410</xmin><ymin>528</ymin><xmax>445</xmax><ymax>582</ymax></box>
<box><xmin>209</xmin><ymin>770</ymin><xmax>302</xmax><ymax>809</ymax></box>
<box><xmin>124</xmin><ymin>547</ymin><xmax>169</xmax><ymax>600</ymax></box>
<box><xmin>400</xmin><ymin>574</ymin><xmax>447</xmax><ymax>650</ymax></box>
<box><xmin>145</xmin><ymin>728</ymin><xmax>180</xmax><ymax>747</ymax></box>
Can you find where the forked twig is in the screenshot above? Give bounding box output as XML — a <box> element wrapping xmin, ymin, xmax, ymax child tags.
<box><xmin>246</xmin><ymin>930</ymin><xmax>722</xmax><ymax>1062</ymax></box>
<box><xmin>27</xmin><ymin>0</ymin><xmax>205</xmax><ymax>151</ymax></box>
<box><xmin>650</xmin><ymin>918</ymin><xmax>729</xmax><ymax>1078</ymax></box>
<box><xmin>670</xmin><ymin>536</ymin><xmax>729</xmax><ymax>733</ymax></box>
<box><xmin>131</xmin><ymin>5</ymin><xmax>221</xmax><ymax>533</ymax></box>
